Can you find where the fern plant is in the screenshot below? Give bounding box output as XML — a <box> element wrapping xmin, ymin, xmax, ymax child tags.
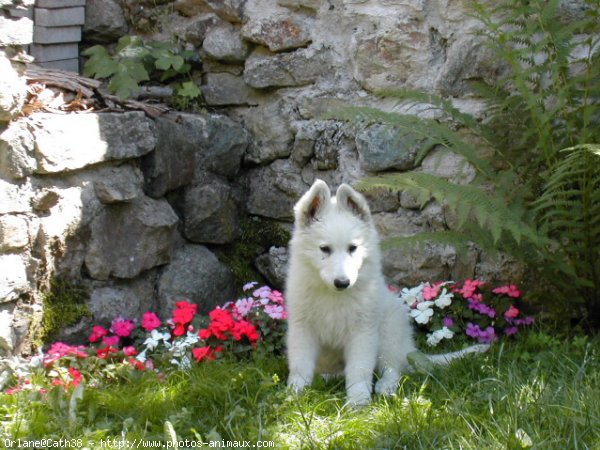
<box><xmin>330</xmin><ymin>0</ymin><xmax>600</xmax><ymax>326</ymax></box>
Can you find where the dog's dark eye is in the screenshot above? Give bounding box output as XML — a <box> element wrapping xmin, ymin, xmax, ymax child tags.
<box><xmin>348</xmin><ymin>244</ymin><xmax>357</xmax><ymax>254</ymax></box>
<box><xmin>319</xmin><ymin>245</ymin><xmax>331</xmax><ymax>255</ymax></box>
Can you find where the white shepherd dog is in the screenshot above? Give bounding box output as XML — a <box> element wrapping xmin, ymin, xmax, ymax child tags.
<box><xmin>286</xmin><ymin>179</ymin><xmax>488</xmax><ymax>406</ymax></box>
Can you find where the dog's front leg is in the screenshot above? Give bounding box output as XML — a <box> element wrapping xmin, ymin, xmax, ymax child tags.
<box><xmin>287</xmin><ymin>322</ymin><xmax>319</xmax><ymax>393</ymax></box>
<box><xmin>344</xmin><ymin>332</ymin><xmax>378</xmax><ymax>406</ymax></box>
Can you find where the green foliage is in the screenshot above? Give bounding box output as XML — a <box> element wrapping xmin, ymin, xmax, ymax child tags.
<box><xmin>2</xmin><ymin>333</ymin><xmax>600</xmax><ymax>447</ymax></box>
<box><xmin>82</xmin><ymin>35</ymin><xmax>202</xmax><ymax>102</ymax></box>
<box><xmin>331</xmin><ymin>0</ymin><xmax>600</xmax><ymax>327</ymax></box>
<box><xmin>38</xmin><ymin>278</ymin><xmax>91</xmax><ymax>345</ymax></box>
<box><xmin>218</xmin><ymin>216</ymin><xmax>291</xmax><ymax>290</ymax></box>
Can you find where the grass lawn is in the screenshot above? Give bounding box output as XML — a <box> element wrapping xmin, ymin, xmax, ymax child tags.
<box><xmin>1</xmin><ymin>330</ymin><xmax>599</xmax><ymax>449</ymax></box>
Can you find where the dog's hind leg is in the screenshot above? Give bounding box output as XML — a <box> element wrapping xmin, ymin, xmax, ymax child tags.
<box><xmin>374</xmin><ymin>366</ymin><xmax>400</xmax><ymax>395</ymax></box>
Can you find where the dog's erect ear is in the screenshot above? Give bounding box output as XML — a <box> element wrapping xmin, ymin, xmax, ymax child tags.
<box><xmin>294</xmin><ymin>179</ymin><xmax>331</xmax><ymax>227</ymax></box>
<box><xmin>336</xmin><ymin>184</ymin><xmax>371</xmax><ymax>222</ymax></box>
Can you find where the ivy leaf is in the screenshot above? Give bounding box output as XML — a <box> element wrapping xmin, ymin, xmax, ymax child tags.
<box><xmin>108</xmin><ymin>65</ymin><xmax>142</xmax><ymax>99</ymax></box>
<box><xmin>176</xmin><ymin>81</ymin><xmax>202</xmax><ymax>98</ymax></box>
<box><xmin>82</xmin><ymin>45</ymin><xmax>118</xmax><ymax>79</ymax></box>
<box><xmin>155</xmin><ymin>53</ymin><xmax>185</xmax><ymax>71</ymax></box>
<box><xmin>121</xmin><ymin>59</ymin><xmax>150</xmax><ymax>83</ymax></box>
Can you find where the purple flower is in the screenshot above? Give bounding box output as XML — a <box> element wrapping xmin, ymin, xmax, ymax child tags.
<box><xmin>505</xmin><ymin>326</ymin><xmax>519</xmax><ymax>336</ymax></box>
<box><xmin>466</xmin><ymin>322</ymin><xmax>480</xmax><ymax>338</ymax></box>
<box><xmin>443</xmin><ymin>316</ymin><xmax>455</xmax><ymax>328</ymax></box>
<box><xmin>468</xmin><ymin>300</ymin><xmax>496</xmax><ymax>318</ymax></box>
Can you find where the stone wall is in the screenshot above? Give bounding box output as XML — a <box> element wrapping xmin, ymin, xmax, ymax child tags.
<box><xmin>1</xmin><ymin>0</ymin><xmax>591</xmax><ymax>355</ymax></box>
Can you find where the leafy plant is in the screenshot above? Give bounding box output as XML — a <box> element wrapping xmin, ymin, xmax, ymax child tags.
<box><xmin>330</xmin><ymin>0</ymin><xmax>600</xmax><ymax>326</ymax></box>
<box><xmin>82</xmin><ymin>35</ymin><xmax>202</xmax><ymax>102</ymax></box>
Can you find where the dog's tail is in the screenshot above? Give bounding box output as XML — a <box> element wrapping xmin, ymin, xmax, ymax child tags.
<box><xmin>407</xmin><ymin>344</ymin><xmax>490</xmax><ymax>372</ymax></box>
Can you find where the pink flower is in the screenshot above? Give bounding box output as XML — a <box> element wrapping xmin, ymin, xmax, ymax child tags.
<box><xmin>265</xmin><ymin>304</ymin><xmax>287</xmax><ymax>320</ymax></box>
<box><xmin>141</xmin><ymin>312</ymin><xmax>162</xmax><ymax>331</ymax></box>
<box><xmin>253</xmin><ymin>286</ymin><xmax>272</xmax><ymax>299</ymax></box>
<box><xmin>269</xmin><ymin>290</ymin><xmax>285</xmax><ymax>305</ymax></box>
<box><xmin>493</xmin><ymin>284</ymin><xmax>522</xmax><ymax>298</ymax></box>
<box><xmin>243</xmin><ymin>281</ymin><xmax>258</xmax><ymax>291</ymax></box>
<box><xmin>44</xmin><ymin>342</ymin><xmax>88</xmax><ymax>366</ymax></box>
<box><xmin>423</xmin><ymin>284</ymin><xmax>441</xmax><ymax>300</ymax></box>
<box><xmin>112</xmin><ymin>318</ymin><xmax>136</xmax><ymax>337</ymax></box>
<box><xmin>89</xmin><ymin>325</ymin><xmax>109</xmax><ymax>343</ymax></box>
<box><xmin>102</xmin><ymin>335</ymin><xmax>120</xmax><ymax>347</ymax></box>
<box><xmin>504</xmin><ymin>305</ymin><xmax>520</xmax><ymax>319</ymax></box>
<box><xmin>457</xmin><ymin>279</ymin><xmax>486</xmax><ymax>299</ymax></box>
<box><xmin>234</xmin><ymin>298</ymin><xmax>255</xmax><ymax>318</ymax></box>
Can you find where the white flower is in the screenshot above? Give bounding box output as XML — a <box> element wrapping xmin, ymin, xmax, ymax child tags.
<box><xmin>136</xmin><ymin>349</ymin><xmax>147</xmax><ymax>363</ymax></box>
<box><xmin>434</xmin><ymin>288</ymin><xmax>453</xmax><ymax>309</ymax></box>
<box><xmin>409</xmin><ymin>300</ymin><xmax>434</xmax><ymax>324</ymax></box>
<box><xmin>400</xmin><ymin>284</ymin><xmax>425</xmax><ymax>307</ymax></box>
<box><xmin>426</xmin><ymin>326</ymin><xmax>455</xmax><ymax>346</ymax></box>
<box><xmin>143</xmin><ymin>329</ymin><xmax>171</xmax><ymax>350</ymax></box>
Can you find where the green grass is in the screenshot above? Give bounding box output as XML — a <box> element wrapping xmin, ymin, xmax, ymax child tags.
<box><xmin>2</xmin><ymin>331</ymin><xmax>599</xmax><ymax>449</ymax></box>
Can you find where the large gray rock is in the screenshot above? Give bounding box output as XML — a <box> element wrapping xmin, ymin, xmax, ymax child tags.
<box><xmin>291</xmin><ymin>121</ymin><xmax>350</xmax><ymax>170</ymax></box>
<box><xmin>182</xmin><ymin>176</ymin><xmax>239</xmax><ymax>244</ymax></box>
<box><xmin>87</xmin><ymin>272</ymin><xmax>157</xmax><ymax>324</ymax></box>
<box><xmin>203</xmin><ymin>23</ymin><xmax>249</xmax><ymax>62</ymax></box>
<box><xmin>242</xmin><ymin>100</ymin><xmax>294</xmax><ymax>164</ymax></box>
<box><xmin>157</xmin><ymin>244</ymin><xmax>235</xmax><ymax>316</ymax></box>
<box><xmin>255</xmin><ymin>246</ymin><xmax>288</xmax><ymax>290</ymax></box>
<box><xmin>245</xmin><ymin>159</ymin><xmax>308</xmax><ymax>220</ymax></box>
<box><xmin>0</xmin><ymin>51</ymin><xmax>28</xmax><ymax>122</ymax></box>
<box><xmin>0</xmin><ymin>254</ymin><xmax>31</xmax><ymax>303</ymax></box>
<box><xmin>176</xmin><ymin>0</ymin><xmax>246</xmax><ymax>22</ymax></box>
<box><xmin>355</xmin><ymin>125</ymin><xmax>429</xmax><ymax>172</ymax></box>
<box><xmin>243</xmin><ymin>47</ymin><xmax>328</xmax><ymax>89</ymax></box>
<box><xmin>30</xmin><ymin>112</ymin><xmax>156</xmax><ymax>174</ymax></box>
<box><xmin>202</xmin><ymin>72</ymin><xmax>258</xmax><ymax>106</ymax></box>
<box><xmin>84</xmin><ymin>197</ymin><xmax>179</xmax><ymax>280</ymax></box>
<box><xmin>94</xmin><ymin>166</ymin><xmax>144</xmax><ymax>204</ymax></box>
<box><xmin>241</xmin><ymin>14</ymin><xmax>312</xmax><ymax>52</ymax></box>
<box><xmin>141</xmin><ymin>114</ymin><xmax>196</xmax><ymax>198</ymax></box>
<box><xmin>183</xmin><ymin>14</ymin><xmax>221</xmax><ymax>46</ymax></box>
<box><xmin>83</xmin><ymin>0</ymin><xmax>128</xmax><ymax>44</ymax></box>
<box><xmin>0</xmin><ymin>119</ymin><xmax>35</xmax><ymax>179</ymax></box>
<box><xmin>353</xmin><ymin>25</ymin><xmax>438</xmax><ymax>92</ymax></box>
<box><xmin>0</xmin><ymin>16</ymin><xmax>33</xmax><ymax>46</ymax></box>
<box><xmin>436</xmin><ymin>36</ymin><xmax>508</xmax><ymax>97</ymax></box>
<box><xmin>420</xmin><ymin>147</ymin><xmax>476</xmax><ymax>185</ymax></box>
<box><xmin>194</xmin><ymin>113</ymin><xmax>249</xmax><ymax>179</ymax></box>
<box><xmin>0</xmin><ymin>178</ymin><xmax>32</xmax><ymax>214</ymax></box>
<box><xmin>0</xmin><ymin>215</ymin><xmax>29</xmax><ymax>251</ymax></box>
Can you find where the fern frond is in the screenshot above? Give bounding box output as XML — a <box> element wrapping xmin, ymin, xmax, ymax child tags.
<box><xmin>358</xmin><ymin>172</ymin><xmax>544</xmax><ymax>247</ymax></box>
<box><xmin>328</xmin><ymin>107</ymin><xmax>497</xmax><ymax>179</ymax></box>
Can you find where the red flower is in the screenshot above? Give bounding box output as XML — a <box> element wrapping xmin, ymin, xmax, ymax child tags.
<box><xmin>231</xmin><ymin>320</ymin><xmax>260</xmax><ymax>342</ymax></box>
<box><xmin>199</xmin><ymin>328</ymin><xmax>212</xmax><ymax>340</ymax></box>
<box><xmin>96</xmin><ymin>346</ymin><xmax>119</xmax><ymax>359</ymax></box>
<box><xmin>127</xmin><ymin>357</ymin><xmax>145</xmax><ymax>371</ymax></box>
<box><xmin>192</xmin><ymin>346</ymin><xmax>217</xmax><ymax>362</ymax></box>
<box><xmin>172</xmin><ymin>301</ymin><xmax>198</xmax><ymax>336</ymax></box>
<box><xmin>68</xmin><ymin>367</ymin><xmax>83</xmax><ymax>387</ymax></box>
<box><xmin>89</xmin><ymin>325</ymin><xmax>109</xmax><ymax>343</ymax></box>
<box><xmin>207</xmin><ymin>308</ymin><xmax>235</xmax><ymax>340</ymax></box>
<box><xmin>141</xmin><ymin>312</ymin><xmax>162</xmax><ymax>331</ymax></box>
<box><xmin>123</xmin><ymin>346</ymin><xmax>138</xmax><ymax>356</ymax></box>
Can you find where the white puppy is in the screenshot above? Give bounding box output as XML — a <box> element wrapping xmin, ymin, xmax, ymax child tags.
<box><xmin>286</xmin><ymin>179</ymin><xmax>486</xmax><ymax>406</ymax></box>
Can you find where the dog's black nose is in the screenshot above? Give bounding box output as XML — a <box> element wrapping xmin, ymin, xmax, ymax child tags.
<box><xmin>334</xmin><ymin>278</ymin><xmax>350</xmax><ymax>289</ymax></box>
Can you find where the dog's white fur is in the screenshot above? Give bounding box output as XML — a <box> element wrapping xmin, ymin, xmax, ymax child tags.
<box><xmin>286</xmin><ymin>180</ymin><xmax>486</xmax><ymax>406</ymax></box>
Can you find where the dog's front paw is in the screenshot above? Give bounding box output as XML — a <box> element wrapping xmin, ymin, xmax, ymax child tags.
<box><xmin>374</xmin><ymin>377</ymin><xmax>398</xmax><ymax>396</ymax></box>
<box><xmin>345</xmin><ymin>384</ymin><xmax>372</xmax><ymax>407</ymax></box>
<box><xmin>287</xmin><ymin>374</ymin><xmax>308</xmax><ymax>393</ymax></box>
